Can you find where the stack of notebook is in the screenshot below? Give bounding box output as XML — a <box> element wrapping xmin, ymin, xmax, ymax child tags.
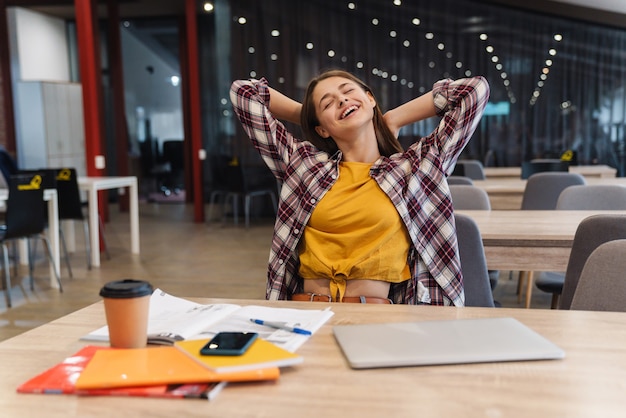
<box><xmin>17</xmin><ymin>338</ymin><xmax>303</xmax><ymax>401</ymax></box>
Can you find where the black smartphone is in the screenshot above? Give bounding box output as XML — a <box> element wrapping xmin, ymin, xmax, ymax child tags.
<box><xmin>199</xmin><ymin>332</ymin><xmax>258</xmax><ymax>356</ymax></box>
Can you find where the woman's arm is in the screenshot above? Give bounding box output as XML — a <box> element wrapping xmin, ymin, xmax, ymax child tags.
<box><xmin>383</xmin><ymin>92</ymin><xmax>436</xmax><ymax>137</ymax></box>
<box><xmin>267</xmin><ymin>87</ymin><xmax>302</xmax><ymax>125</ymax></box>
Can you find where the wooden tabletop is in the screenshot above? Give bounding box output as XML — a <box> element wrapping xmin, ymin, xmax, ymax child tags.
<box><xmin>2</xmin><ymin>298</ymin><xmax>626</xmax><ymax>417</ymax></box>
<box><xmin>483</xmin><ymin>165</ymin><xmax>617</xmax><ymax>179</ymax></box>
<box><xmin>456</xmin><ymin>210</ymin><xmax>626</xmax><ymax>271</ymax></box>
<box><xmin>473</xmin><ymin>177</ymin><xmax>626</xmax><ymax>210</ymax></box>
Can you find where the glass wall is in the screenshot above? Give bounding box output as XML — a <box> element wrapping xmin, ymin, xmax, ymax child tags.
<box><xmin>200</xmin><ymin>0</ymin><xmax>625</xmax><ymax>173</ymax></box>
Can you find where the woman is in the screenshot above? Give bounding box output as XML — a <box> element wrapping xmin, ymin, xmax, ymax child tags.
<box><xmin>230</xmin><ymin>70</ymin><xmax>489</xmax><ymax>305</ymax></box>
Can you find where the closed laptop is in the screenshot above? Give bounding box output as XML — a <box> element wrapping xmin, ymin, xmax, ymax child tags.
<box><xmin>333</xmin><ymin>317</ymin><xmax>565</xmax><ymax>369</ymax></box>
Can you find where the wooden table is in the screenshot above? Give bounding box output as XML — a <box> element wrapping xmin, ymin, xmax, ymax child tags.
<box><xmin>1</xmin><ymin>298</ymin><xmax>625</xmax><ymax>417</ymax></box>
<box><xmin>473</xmin><ymin>177</ymin><xmax>626</xmax><ymax>210</ymax></box>
<box><xmin>456</xmin><ymin>210</ymin><xmax>626</xmax><ymax>308</ymax></box>
<box><xmin>483</xmin><ymin>164</ymin><xmax>617</xmax><ymax>179</ymax></box>
<box><xmin>0</xmin><ymin>188</ymin><xmax>60</xmax><ymax>288</ymax></box>
<box><xmin>77</xmin><ymin>177</ymin><xmax>140</xmax><ymax>267</ymax></box>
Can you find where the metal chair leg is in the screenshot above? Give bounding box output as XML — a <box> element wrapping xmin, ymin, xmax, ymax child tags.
<box><xmin>82</xmin><ymin>220</ymin><xmax>92</xmax><ymax>270</ymax></box>
<box><xmin>59</xmin><ymin>228</ymin><xmax>73</xmax><ymax>279</ymax></box>
<box><xmin>2</xmin><ymin>243</ymin><xmax>12</xmax><ymax>308</ymax></box>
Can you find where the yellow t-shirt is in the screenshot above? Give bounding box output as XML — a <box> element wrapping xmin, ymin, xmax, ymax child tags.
<box><xmin>298</xmin><ymin>161</ymin><xmax>411</xmax><ymax>301</ymax></box>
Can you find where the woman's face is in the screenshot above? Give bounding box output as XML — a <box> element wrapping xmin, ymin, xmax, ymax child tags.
<box><xmin>311</xmin><ymin>76</ymin><xmax>376</xmax><ymax>140</ymax></box>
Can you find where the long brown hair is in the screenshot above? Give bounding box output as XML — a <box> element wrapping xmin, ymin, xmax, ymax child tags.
<box><xmin>300</xmin><ymin>70</ymin><xmax>403</xmax><ymax>157</ymax></box>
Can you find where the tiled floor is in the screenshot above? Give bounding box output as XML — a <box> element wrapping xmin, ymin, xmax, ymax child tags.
<box><xmin>0</xmin><ymin>202</ymin><xmax>553</xmax><ymax>342</ymax></box>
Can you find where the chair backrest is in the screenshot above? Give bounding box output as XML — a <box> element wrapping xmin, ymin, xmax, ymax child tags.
<box><xmin>447</xmin><ymin>176</ymin><xmax>474</xmax><ymax>185</ymax></box>
<box><xmin>521</xmin><ymin>160</ymin><xmax>569</xmax><ymax>179</ymax></box>
<box><xmin>453</xmin><ymin>160</ymin><xmax>486</xmax><ymax>180</ymax></box>
<box><xmin>521</xmin><ymin>172</ymin><xmax>586</xmax><ymax>210</ymax></box>
<box><xmin>4</xmin><ymin>173</ymin><xmax>46</xmax><ymax>239</ymax></box>
<box><xmin>570</xmin><ymin>239</ymin><xmax>626</xmax><ymax>312</ymax></box>
<box><xmin>559</xmin><ymin>214</ymin><xmax>626</xmax><ymax>310</ymax></box>
<box><xmin>556</xmin><ymin>185</ymin><xmax>626</xmax><ymax>210</ymax></box>
<box><xmin>449</xmin><ymin>185</ymin><xmax>491</xmax><ymax>210</ymax></box>
<box><xmin>54</xmin><ymin>168</ymin><xmax>85</xmax><ymax>220</ymax></box>
<box><xmin>454</xmin><ymin>213</ymin><xmax>495</xmax><ymax>307</ymax></box>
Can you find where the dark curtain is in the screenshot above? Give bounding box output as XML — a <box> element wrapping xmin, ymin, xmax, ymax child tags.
<box><xmin>200</xmin><ymin>0</ymin><xmax>626</xmax><ymax>173</ymax></box>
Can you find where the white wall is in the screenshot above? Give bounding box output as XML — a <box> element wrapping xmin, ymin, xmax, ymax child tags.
<box><xmin>8</xmin><ymin>7</ymin><xmax>70</xmax><ymax>82</ymax></box>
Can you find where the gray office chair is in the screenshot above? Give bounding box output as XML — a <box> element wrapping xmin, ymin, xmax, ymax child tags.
<box><xmin>450</xmin><ymin>185</ymin><xmax>498</xmax><ymax>290</ymax></box>
<box><xmin>517</xmin><ymin>172</ymin><xmax>587</xmax><ymax>307</ymax></box>
<box><xmin>447</xmin><ymin>176</ymin><xmax>474</xmax><ymax>185</ymax></box>
<box><xmin>570</xmin><ymin>239</ymin><xmax>626</xmax><ymax>312</ymax></box>
<box><xmin>454</xmin><ymin>213</ymin><xmax>495</xmax><ymax>307</ymax></box>
<box><xmin>521</xmin><ymin>172</ymin><xmax>586</xmax><ymax>210</ymax></box>
<box><xmin>555</xmin><ymin>214</ymin><xmax>626</xmax><ymax>310</ymax></box>
<box><xmin>535</xmin><ymin>185</ymin><xmax>626</xmax><ymax>308</ymax></box>
<box><xmin>452</xmin><ymin>160</ymin><xmax>486</xmax><ymax>180</ymax></box>
<box><xmin>449</xmin><ymin>185</ymin><xmax>491</xmax><ymax>210</ymax></box>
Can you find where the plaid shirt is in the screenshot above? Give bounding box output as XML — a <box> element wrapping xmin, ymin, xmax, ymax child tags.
<box><xmin>230</xmin><ymin>76</ymin><xmax>489</xmax><ymax>305</ymax></box>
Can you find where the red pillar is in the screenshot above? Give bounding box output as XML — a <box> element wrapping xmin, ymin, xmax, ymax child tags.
<box><xmin>0</xmin><ymin>0</ymin><xmax>17</xmax><ymax>154</ymax></box>
<box><xmin>74</xmin><ymin>0</ymin><xmax>109</xmax><ymax>233</ymax></box>
<box><xmin>185</xmin><ymin>0</ymin><xmax>205</xmax><ymax>222</ymax></box>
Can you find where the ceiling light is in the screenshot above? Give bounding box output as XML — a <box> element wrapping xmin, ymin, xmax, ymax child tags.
<box><xmin>270</xmin><ymin>54</ymin><xmax>278</xmax><ymax>61</ymax></box>
<box><xmin>412</xmin><ymin>18</ymin><xmax>420</xmax><ymax>26</ymax></box>
<box><xmin>248</xmin><ymin>47</ymin><xmax>255</xmax><ymax>53</ymax></box>
<box><xmin>357</xmin><ymin>62</ymin><xmax>364</xmax><ymax>68</ymax></box>
<box><xmin>479</xmin><ymin>33</ymin><xmax>488</xmax><ymax>41</ymax></box>
<box><xmin>372</xmin><ymin>18</ymin><xmax>379</xmax><ymax>25</ymax></box>
<box><xmin>545</xmin><ymin>59</ymin><xmax>553</xmax><ymax>66</ymax></box>
<box><xmin>390</xmin><ymin>30</ymin><xmax>397</xmax><ymax>37</ymax></box>
<box><xmin>203</xmin><ymin>2</ymin><xmax>214</xmax><ymax>12</ymax></box>
<box><xmin>425</xmin><ymin>32</ymin><xmax>434</xmax><ymax>40</ymax></box>
<box><xmin>403</xmin><ymin>40</ymin><xmax>410</xmax><ymax>47</ymax></box>
<box><xmin>486</xmin><ymin>45</ymin><xmax>494</xmax><ymax>53</ymax></box>
<box><xmin>554</xmin><ymin>34</ymin><xmax>563</xmax><ymax>41</ymax></box>
<box><xmin>437</xmin><ymin>43</ymin><xmax>445</xmax><ymax>50</ymax></box>
<box><xmin>348</xmin><ymin>2</ymin><xmax>356</xmax><ymax>9</ymax></box>
<box><xmin>327</xmin><ymin>50</ymin><xmax>335</xmax><ymax>57</ymax></box>
<box><xmin>394</xmin><ymin>0</ymin><xmax>402</xmax><ymax>5</ymax></box>
<box><xmin>238</xmin><ymin>17</ymin><xmax>247</xmax><ymax>24</ymax></box>
<box><xmin>271</xmin><ymin>30</ymin><xmax>280</xmax><ymax>37</ymax></box>
<box><xmin>549</xmin><ymin>48</ymin><xmax>557</xmax><ymax>56</ymax></box>
<box><xmin>306</xmin><ymin>42</ymin><xmax>314</xmax><ymax>50</ymax></box>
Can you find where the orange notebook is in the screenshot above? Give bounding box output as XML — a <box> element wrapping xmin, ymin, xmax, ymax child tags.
<box><xmin>17</xmin><ymin>345</ymin><xmax>231</xmax><ymax>400</ymax></box>
<box><xmin>175</xmin><ymin>338</ymin><xmax>303</xmax><ymax>373</ymax></box>
<box><xmin>74</xmin><ymin>346</ymin><xmax>279</xmax><ymax>390</ymax></box>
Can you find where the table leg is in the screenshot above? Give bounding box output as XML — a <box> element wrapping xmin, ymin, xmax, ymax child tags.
<box><xmin>47</xmin><ymin>193</ymin><xmax>60</xmax><ymax>288</ymax></box>
<box><xmin>88</xmin><ymin>187</ymin><xmax>100</xmax><ymax>267</ymax></box>
<box><xmin>129</xmin><ymin>180</ymin><xmax>140</xmax><ymax>255</ymax></box>
<box><xmin>524</xmin><ymin>271</ymin><xmax>535</xmax><ymax>309</ymax></box>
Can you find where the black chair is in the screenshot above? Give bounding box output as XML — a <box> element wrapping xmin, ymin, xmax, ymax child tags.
<box><xmin>54</xmin><ymin>168</ymin><xmax>94</xmax><ymax>275</ymax></box>
<box><xmin>521</xmin><ymin>160</ymin><xmax>569</xmax><ymax>179</ymax></box>
<box><xmin>1</xmin><ymin>173</ymin><xmax>62</xmax><ymax>307</ymax></box>
<box><xmin>209</xmin><ymin>156</ymin><xmax>277</xmax><ymax>228</ymax></box>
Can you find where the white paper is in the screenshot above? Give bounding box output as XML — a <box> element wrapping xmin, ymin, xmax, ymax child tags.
<box><xmin>82</xmin><ymin>289</ymin><xmax>334</xmax><ymax>352</ymax></box>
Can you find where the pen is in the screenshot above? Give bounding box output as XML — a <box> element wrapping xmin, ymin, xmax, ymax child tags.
<box><xmin>250</xmin><ymin>318</ymin><xmax>312</xmax><ymax>336</ymax></box>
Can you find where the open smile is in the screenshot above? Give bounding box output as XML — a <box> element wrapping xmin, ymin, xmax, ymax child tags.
<box><xmin>340</xmin><ymin>105</ymin><xmax>359</xmax><ymax>120</ymax></box>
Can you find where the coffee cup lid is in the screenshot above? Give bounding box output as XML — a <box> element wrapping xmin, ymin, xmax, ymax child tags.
<box><xmin>99</xmin><ymin>279</ymin><xmax>153</xmax><ymax>299</ymax></box>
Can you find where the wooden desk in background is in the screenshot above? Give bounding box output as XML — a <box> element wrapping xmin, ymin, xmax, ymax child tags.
<box><xmin>1</xmin><ymin>298</ymin><xmax>625</xmax><ymax>417</ymax></box>
<box><xmin>77</xmin><ymin>177</ymin><xmax>140</xmax><ymax>267</ymax></box>
<box><xmin>456</xmin><ymin>210</ymin><xmax>626</xmax><ymax>308</ymax></box>
<box><xmin>473</xmin><ymin>177</ymin><xmax>626</xmax><ymax>210</ymax></box>
<box><xmin>0</xmin><ymin>188</ymin><xmax>60</xmax><ymax>288</ymax></box>
<box><xmin>483</xmin><ymin>164</ymin><xmax>617</xmax><ymax>179</ymax></box>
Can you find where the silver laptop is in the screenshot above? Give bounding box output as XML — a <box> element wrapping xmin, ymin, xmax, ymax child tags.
<box><xmin>333</xmin><ymin>317</ymin><xmax>565</xmax><ymax>369</ymax></box>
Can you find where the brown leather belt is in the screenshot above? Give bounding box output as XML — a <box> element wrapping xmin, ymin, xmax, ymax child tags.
<box><xmin>291</xmin><ymin>293</ymin><xmax>392</xmax><ymax>304</ymax></box>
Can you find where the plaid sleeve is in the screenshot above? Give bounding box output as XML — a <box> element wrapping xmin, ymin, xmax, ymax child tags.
<box><xmin>431</xmin><ymin>77</ymin><xmax>490</xmax><ymax>175</ymax></box>
<box><xmin>230</xmin><ymin>78</ymin><xmax>298</xmax><ymax>182</ymax></box>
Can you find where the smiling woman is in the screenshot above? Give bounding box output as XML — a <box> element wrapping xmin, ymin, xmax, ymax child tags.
<box><xmin>230</xmin><ymin>70</ymin><xmax>490</xmax><ymax>306</ymax></box>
